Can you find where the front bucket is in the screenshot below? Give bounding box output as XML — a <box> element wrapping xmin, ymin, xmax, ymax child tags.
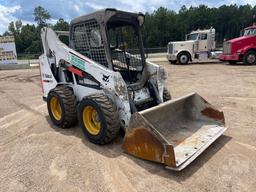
<box><xmin>123</xmin><ymin>92</ymin><xmax>226</xmax><ymax>171</ymax></box>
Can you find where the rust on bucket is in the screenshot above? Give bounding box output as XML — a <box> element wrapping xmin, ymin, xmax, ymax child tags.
<box><xmin>201</xmin><ymin>107</ymin><xmax>225</xmax><ymax>122</ymax></box>
<box><xmin>123</xmin><ymin>127</ymin><xmax>176</xmax><ymax>167</ymax></box>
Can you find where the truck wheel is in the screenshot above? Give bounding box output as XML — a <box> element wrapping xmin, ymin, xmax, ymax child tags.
<box><xmin>163</xmin><ymin>87</ymin><xmax>172</xmax><ymax>101</ymax></box>
<box><xmin>169</xmin><ymin>60</ymin><xmax>177</xmax><ymax>64</ymax></box>
<box><xmin>78</xmin><ymin>94</ymin><xmax>120</xmax><ymax>145</ymax></box>
<box><xmin>47</xmin><ymin>86</ymin><xmax>77</xmax><ymax>128</ymax></box>
<box><xmin>178</xmin><ymin>53</ymin><xmax>189</xmax><ymax>64</ymax></box>
<box><xmin>243</xmin><ymin>51</ymin><xmax>256</xmax><ymax>65</ymax></box>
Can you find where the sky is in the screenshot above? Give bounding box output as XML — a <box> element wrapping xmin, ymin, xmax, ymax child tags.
<box><xmin>0</xmin><ymin>0</ymin><xmax>256</xmax><ymax>34</ymax></box>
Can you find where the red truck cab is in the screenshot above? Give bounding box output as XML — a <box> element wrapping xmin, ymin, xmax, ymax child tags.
<box><xmin>219</xmin><ymin>25</ymin><xmax>256</xmax><ymax>64</ymax></box>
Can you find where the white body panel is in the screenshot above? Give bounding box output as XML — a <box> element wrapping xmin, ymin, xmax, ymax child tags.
<box><xmin>39</xmin><ymin>55</ymin><xmax>58</xmax><ymax>95</ymax></box>
<box><xmin>198</xmin><ymin>38</ymin><xmax>207</xmax><ymax>51</ymax></box>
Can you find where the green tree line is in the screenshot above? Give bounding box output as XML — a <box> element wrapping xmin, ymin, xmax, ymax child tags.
<box><xmin>1</xmin><ymin>4</ymin><xmax>256</xmax><ymax>56</ymax></box>
<box><xmin>142</xmin><ymin>4</ymin><xmax>256</xmax><ymax>47</ymax></box>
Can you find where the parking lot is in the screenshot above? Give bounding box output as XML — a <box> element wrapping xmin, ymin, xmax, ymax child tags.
<box><xmin>0</xmin><ymin>60</ymin><xmax>256</xmax><ymax>192</ymax></box>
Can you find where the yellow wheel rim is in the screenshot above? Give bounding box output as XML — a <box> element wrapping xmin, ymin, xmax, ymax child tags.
<box><xmin>50</xmin><ymin>96</ymin><xmax>62</xmax><ymax>121</ymax></box>
<box><xmin>82</xmin><ymin>106</ymin><xmax>101</xmax><ymax>135</ymax></box>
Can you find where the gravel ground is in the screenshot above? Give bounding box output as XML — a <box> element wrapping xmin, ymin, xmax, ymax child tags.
<box><xmin>0</xmin><ymin>61</ymin><xmax>256</xmax><ymax>192</ymax></box>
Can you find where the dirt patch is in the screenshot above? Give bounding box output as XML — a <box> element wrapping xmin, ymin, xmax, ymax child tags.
<box><xmin>0</xmin><ymin>63</ymin><xmax>256</xmax><ymax>191</ymax></box>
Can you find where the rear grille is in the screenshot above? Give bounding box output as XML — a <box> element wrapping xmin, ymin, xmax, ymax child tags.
<box><xmin>168</xmin><ymin>43</ymin><xmax>173</xmax><ymax>54</ymax></box>
<box><xmin>223</xmin><ymin>42</ymin><xmax>231</xmax><ymax>54</ymax></box>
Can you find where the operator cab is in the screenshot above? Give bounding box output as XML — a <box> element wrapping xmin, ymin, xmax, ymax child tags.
<box><xmin>70</xmin><ymin>9</ymin><xmax>146</xmax><ymax>85</ymax></box>
<box><xmin>107</xmin><ymin>16</ymin><xmax>145</xmax><ymax>84</ymax></box>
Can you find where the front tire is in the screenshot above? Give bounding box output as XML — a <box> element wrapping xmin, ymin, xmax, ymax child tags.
<box><xmin>47</xmin><ymin>86</ymin><xmax>77</xmax><ymax>128</ymax></box>
<box><xmin>78</xmin><ymin>94</ymin><xmax>120</xmax><ymax>145</ymax></box>
<box><xmin>178</xmin><ymin>52</ymin><xmax>189</xmax><ymax>64</ymax></box>
<box><xmin>243</xmin><ymin>50</ymin><xmax>256</xmax><ymax>65</ymax></box>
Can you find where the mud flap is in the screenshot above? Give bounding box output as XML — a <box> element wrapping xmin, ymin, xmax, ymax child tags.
<box><xmin>122</xmin><ymin>92</ymin><xmax>227</xmax><ymax>171</ymax></box>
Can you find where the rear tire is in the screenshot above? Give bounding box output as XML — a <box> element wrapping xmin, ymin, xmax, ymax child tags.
<box><xmin>47</xmin><ymin>86</ymin><xmax>77</xmax><ymax>128</ymax></box>
<box><xmin>163</xmin><ymin>87</ymin><xmax>171</xmax><ymax>101</ymax></box>
<box><xmin>243</xmin><ymin>50</ymin><xmax>256</xmax><ymax>65</ymax></box>
<box><xmin>178</xmin><ymin>52</ymin><xmax>190</xmax><ymax>64</ymax></box>
<box><xmin>78</xmin><ymin>94</ymin><xmax>120</xmax><ymax>145</ymax></box>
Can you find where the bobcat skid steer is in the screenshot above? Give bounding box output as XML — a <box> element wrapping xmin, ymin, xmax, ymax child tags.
<box><xmin>39</xmin><ymin>8</ymin><xmax>227</xmax><ymax>171</ymax></box>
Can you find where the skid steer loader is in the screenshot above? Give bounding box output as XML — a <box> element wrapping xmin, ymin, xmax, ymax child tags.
<box><xmin>39</xmin><ymin>8</ymin><xmax>227</xmax><ymax>171</ymax></box>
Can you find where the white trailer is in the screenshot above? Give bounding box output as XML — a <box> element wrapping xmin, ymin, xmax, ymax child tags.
<box><xmin>167</xmin><ymin>28</ymin><xmax>216</xmax><ymax>64</ymax></box>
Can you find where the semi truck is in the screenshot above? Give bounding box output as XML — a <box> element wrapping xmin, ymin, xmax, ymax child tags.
<box><xmin>219</xmin><ymin>25</ymin><xmax>256</xmax><ymax>64</ymax></box>
<box><xmin>167</xmin><ymin>28</ymin><xmax>216</xmax><ymax>64</ymax></box>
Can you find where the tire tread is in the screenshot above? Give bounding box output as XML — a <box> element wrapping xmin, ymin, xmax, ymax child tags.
<box><xmin>84</xmin><ymin>94</ymin><xmax>120</xmax><ymax>144</ymax></box>
<box><xmin>49</xmin><ymin>86</ymin><xmax>77</xmax><ymax>128</ymax></box>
